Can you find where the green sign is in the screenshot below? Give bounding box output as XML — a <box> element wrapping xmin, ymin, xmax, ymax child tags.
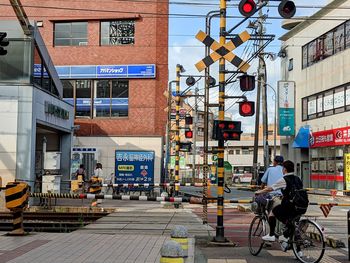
<box><xmin>170</xmin><ymin>156</ymin><xmax>186</xmax><ymax>169</ymax></box>
<box><xmin>279</xmin><ymin>108</ymin><xmax>295</xmax><ymax>136</ymax></box>
<box><xmin>212</xmin><ymin>155</ymin><xmax>218</xmax><ymax>161</ymax></box>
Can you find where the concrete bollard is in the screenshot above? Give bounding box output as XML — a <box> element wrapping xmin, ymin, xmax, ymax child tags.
<box><xmin>160</xmin><ymin>191</ymin><xmax>169</xmax><ymax>205</ymax></box>
<box><xmin>171</xmin><ymin>225</ymin><xmax>188</xmax><ymax>257</ymax></box>
<box><xmin>160</xmin><ymin>240</ymin><xmax>184</xmax><ymax>263</ymax></box>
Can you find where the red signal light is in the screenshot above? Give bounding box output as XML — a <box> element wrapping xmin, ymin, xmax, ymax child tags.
<box><xmin>239</xmin><ymin>101</ymin><xmax>255</xmax><ymax>117</ymax></box>
<box><xmin>223</xmin><ymin>132</ymin><xmax>230</xmax><ymax>139</ymax></box>
<box><xmin>228</xmin><ymin>123</ymin><xmax>235</xmax><ymax>129</ymax></box>
<box><xmin>232</xmin><ymin>133</ymin><xmax>240</xmax><ymax>139</ymax></box>
<box><xmin>218</xmin><ymin>123</ymin><xmax>226</xmax><ymax>129</ymax></box>
<box><xmin>238</xmin><ymin>0</ymin><xmax>256</xmax><ymax>17</ymax></box>
<box><xmin>185</xmin><ymin>130</ymin><xmax>193</xmax><ymax>139</ymax></box>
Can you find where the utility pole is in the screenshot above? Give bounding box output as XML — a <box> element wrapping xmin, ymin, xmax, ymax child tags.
<box><xmin>253</xmin><ymin>0</ymin><xmax>269</xmax><ymax>180</ymax></box>
<box><xmin>175</xmin><ymin>65</ymin><xmax>181</xmax><ymax>196</ymax></box>
<box><xmin>215</xmin><ymin>0</ymin><xmax>227</xmax><ymax>243</ymax></box>
<box><xmin>192</xmin><ymin>84</ymin><xmax>199</xmax><ymax>183</ymax></box>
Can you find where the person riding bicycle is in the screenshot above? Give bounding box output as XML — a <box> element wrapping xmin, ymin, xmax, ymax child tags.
<box><xmin>261</xmin><ymin>155</ymin><xmax>284</xmax><ymax>195</ymax></box>
<box><xmin>255</xmin><ymin>160</ymin><xmax>308</xmax><ymax>244</ymax></box>
<box><xmin>254</xmin><ymin>156</ymin><xmax>284</xmax><ymax>216</ymax></box>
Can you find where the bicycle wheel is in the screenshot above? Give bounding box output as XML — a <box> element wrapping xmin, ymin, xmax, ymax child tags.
<box><xmin>248</xmin><ymin>215</ymin><xmax>266</xmax><ymax>256</ymax></box>
<box><xmin>292</xmin><ymin>219</ymin><xmax>325</xmax><ymax>263</ymax></box>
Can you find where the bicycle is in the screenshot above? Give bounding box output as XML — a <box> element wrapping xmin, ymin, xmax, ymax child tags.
<box><xmin>248</xmin><ymin>199</ymin><xmax>325</xmax><ymax>263</ymax></box>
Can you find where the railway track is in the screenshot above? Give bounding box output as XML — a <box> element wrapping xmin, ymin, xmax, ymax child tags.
<box><xmin>0</xmin><ymin>211</ymin><xmax>109</xmax><ymax>233</ymax></box>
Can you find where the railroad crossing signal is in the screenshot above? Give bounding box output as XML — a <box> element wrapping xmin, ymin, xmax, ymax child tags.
<box><xmin>195</xmin><ymin>30</ymin><xmax>251</xmax><ymax>72</ymax></box>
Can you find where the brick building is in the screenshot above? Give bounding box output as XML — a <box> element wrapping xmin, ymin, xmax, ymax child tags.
<box><xmin>0</xmin><ymin>0</ymin><xmax>168</xmax><ymax>182</ymax></box>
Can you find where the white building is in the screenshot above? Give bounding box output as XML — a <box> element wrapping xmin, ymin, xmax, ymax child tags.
<box><xmin>280</xmin><ymin>0</ymin><xmax>350</xmax><ymax>190</ymax></box>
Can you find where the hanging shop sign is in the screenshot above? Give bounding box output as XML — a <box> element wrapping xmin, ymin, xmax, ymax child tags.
<box><xmin>278</xmin><ymin>81</ymin><xmax>295</xmax><ymax>136</ymax></box>
<box><xmin>345</xmin><ymin>153</ymin><xmax>350</xmax><ymax>190</ymax></box>
<box><xmin>310</xmin><ymin>126</ymin><xmax>350</xmax><ymax>148</ymax></box>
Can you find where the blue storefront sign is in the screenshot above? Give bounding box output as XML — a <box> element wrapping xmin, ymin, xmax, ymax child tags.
<box><xmin>34</xmin><ymin>64</ymin><xmax>156</xmax><ymax>79</ymax></box>
<box><xmin>115</xmin><ymin>151</ymin><xmax>155</xmax><ymax>184</ymax></box>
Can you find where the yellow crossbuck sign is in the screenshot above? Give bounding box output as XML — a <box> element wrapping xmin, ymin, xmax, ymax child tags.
<box><xmin>195</xmin><ymin>30</ymin><xmax>251</xmax><ymax>72</ymax></box>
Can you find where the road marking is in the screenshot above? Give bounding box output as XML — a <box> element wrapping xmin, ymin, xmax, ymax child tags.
<box><xmin>208</xmin><ymin>260</ymin><xmax>247</xmax><ymax>263</ymax></box>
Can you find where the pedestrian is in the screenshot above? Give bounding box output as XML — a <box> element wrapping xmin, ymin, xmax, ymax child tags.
<box><xmin>75</xmin><ymin>164</ymin><xmax>87</xmax><ymax>192</ymax></box>
<box><xmin>75</xmin><ymin>164</ymin><xmax>86</xmax><ymax>182</ymax></box>
<box><xmin>94</xmin><ymin>163</ymin><xmax>104</xmax><ymax>204</ymax></box>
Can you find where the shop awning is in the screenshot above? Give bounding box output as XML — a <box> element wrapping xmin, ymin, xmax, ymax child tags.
<box><xmin>292</xmin><ymin>126</ymin><xmax>310</xmax><ymax>148</ymax></box>
<box><xmin>224</xmin><ymin>161</ymin><xmax>232</xmax><ymax>171</ymax></box>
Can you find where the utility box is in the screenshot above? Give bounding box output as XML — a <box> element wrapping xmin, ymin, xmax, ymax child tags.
<box><xmin>44</xmin><ymin>152</ymin><xmax>61</xmax><ymax>170</ymax></box>
<box><xmin>42</xmin><ymin>175</ymin><xmax>62</xmax><ymax>193</ymax></box>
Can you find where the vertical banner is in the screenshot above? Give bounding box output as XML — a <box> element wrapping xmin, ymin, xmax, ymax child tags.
<box><xmin>278</xmin><ymin>81</ymin><xmax>295</xmax><ymax>136</ymax></box>
<box><xmin>345</xmin><ymin>153</ymin><xmax>350</xmax><ymax>190</ymax></box>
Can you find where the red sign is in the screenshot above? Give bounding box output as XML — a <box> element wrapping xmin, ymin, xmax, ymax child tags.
<box><xmin>310</xmin><ymin>126</ymin><xmax>350</xmax><ymax>148</ymax></box>
<box><xmin>140</xmin><ymin>169</ymin><xmax>148</xmax><ymax>177</ymax></box>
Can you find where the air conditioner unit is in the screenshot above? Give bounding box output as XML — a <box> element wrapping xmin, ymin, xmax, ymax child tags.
<box><xmin>79</xmin><ymin>42</ymin><xmax>88</xmax><ymax>46</ymax></box>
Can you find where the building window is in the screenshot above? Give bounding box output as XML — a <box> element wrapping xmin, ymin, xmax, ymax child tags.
<box><xmin>288</xmin><ymin>58</ymin><xmax>293</xmax><ymax>71</ymax></box>
<box><xmin>302</xmin><ymin>82</ymin><xmax>350</xmax><ymax>121</ymax></box>
<box><xmin>242</xmin><ymin>148</ymin><xmax>249</xmax><ymax>155</ymax></box>
<box><xmin>302</xmin><ymin>19</ymin><xmax>350</xmax><ymax>69</ymax></box>
<box><xmin>235</xmin><ymin>149</ymin><xmax>240</xmax><ymax>155</ymax></box>
<box><xmin>61</xmin><ymin>79</ymin><xmax>129</xmax><ymax>118</ymax></box>
<box><xmin>346</xmin><ymin>21</ymin><xmax>350</xmax><ymax>48</ymax></box>
<box><xmin>101</xmin><ymin>20</ymin><xmax>135</xmax><ymax>45</ymax></box>
<box><xmin>334</xmin><ymin>24</ymin><xmax>345</xmax><ymax>54</ymax></box>
<box><xmin>54</xmin><ymin>22</ymin><xmax>88</xmax><ymax>46</ymax></box>
<box><xmin>76</xmin><ymin>80</ymin><xmax>92</xmax><ymax>117</ymax></box>
<box><xmin>33</xmin><ymin>44</ymin><xmax>58</xmax><ymax>96</ymax></box>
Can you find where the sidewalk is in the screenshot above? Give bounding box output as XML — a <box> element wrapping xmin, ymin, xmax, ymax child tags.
<box><xmin>0</xmin><ymin>201</ymin><xmax>212</xmax><ymax>263</ymax></box>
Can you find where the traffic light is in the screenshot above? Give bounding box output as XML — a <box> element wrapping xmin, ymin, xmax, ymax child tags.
<box><xmin>179</xmin><ymin>142</ymin><xmax>192</xmax><ymax>152</ymax></box>
<box><xmin>185</xmin><ymin>130</ymin><xmax>193</xmax><ymax>139</ymax></box>
<box><xmin>213</xmin><ymin>120</ymin><xmax>243</xmax><ymax>141</ymax></box>
<box><xmin>238</xmin><ymin>0</ymin><xmax>256</xmax><ymax>17</ymax></box>
<box><xmin>239</xmin><ymin>101</ymin><xmax>255</xmax><ymax>117</ymax></box>
<box><xmin>185</xmin><ymin>115</ymin><xmax>193</xmax><ymax>125</ymax></box>
<box><xmin>0</xmin><ymin>32</ymin><xmax>9</xmax><ymax>56</ymax></box>
<box><xmin>239</xmin><ymin>74</ymin><xmax>255</xmax><ymax>91</ymax></box>
<box><xmin>278</xmin><ymin>0</ymin><xmax>296</xmax><ymax>19</ymax></box>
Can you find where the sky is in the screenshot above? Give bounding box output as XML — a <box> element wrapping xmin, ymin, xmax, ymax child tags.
<box><xmin>168</xmin><ymin>0</ymin><xmax>328</xmax><ymax>132</ymax></box>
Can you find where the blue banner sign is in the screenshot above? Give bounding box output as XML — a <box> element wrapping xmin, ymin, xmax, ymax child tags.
<box><xmin>278</xmin><ymin>81</ymin><xmax>295</xmax><ymax>136</ymax></box>
<box><xmin>63</xmin><ymin>98</ymin><xmax>128</xmax><ymax>113</ymax></box>
<box><xmin>34</xmin><ymin>64</ymin><xmax>156</xmax><ymax>79</ymax></box>
<box><xmin>97</xmin><ymin>65</ymin><xmax>127</xmax><ymax>78</ymax></box>
<box><xmin>115</xmin><ymin>151</ymin><xmax>155</xmax><ymax>184</ymax></box>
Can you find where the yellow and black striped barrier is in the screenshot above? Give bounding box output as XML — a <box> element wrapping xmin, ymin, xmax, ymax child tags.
<box><xmin>88</xmin><ymin>176</ymin><xmax>102</xmax><ymax>194</ymax></box>
<box><xmin>5</xmin><ymin>182</ymin><xmax>29</xmax><ymax>236</ymax></box>
<box><xmin>5</xmin><ymin>182</ymin><xmax>29</xmax><ymax>209</ymax></box>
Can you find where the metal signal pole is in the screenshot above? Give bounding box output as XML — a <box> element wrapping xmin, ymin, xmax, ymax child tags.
<box><xmin>175</xmin><ymin>65</ymin><xmax>181</xmax><ymax>196</ymax></box>
<box><xmin>215</xmin><ymin>0</ymin><xmax>227</xmax><ymax>242</ymax></box>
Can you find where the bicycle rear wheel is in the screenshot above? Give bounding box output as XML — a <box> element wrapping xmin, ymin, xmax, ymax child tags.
<box><xmin>292</xmin><ymin>219</ymin><xmax>325</xmax><ymax>263</ymax></box>
<box><xmin>248</xmin><ymin>215</ymin><xmax>266</xmax><ymax>256</ymax></box>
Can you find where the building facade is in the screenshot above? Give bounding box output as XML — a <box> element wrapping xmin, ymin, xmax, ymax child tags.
<box><xmin>280</xmin><ymin>0</ymin><xmax>350</xmax><ymax>190</ymax></box>
<box><xmin>0</xmin><ymin>21</ymin><xmax>74</xmax><ymax>191</ymax></box>
<box><xmin>0</xmin><ymin>0</ymin><xmax>169</xmax><ymax>182</ymax></box>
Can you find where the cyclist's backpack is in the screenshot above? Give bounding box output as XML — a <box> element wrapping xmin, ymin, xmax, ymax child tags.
<box><xmin>283</xmin><ymin>175</ymin><xmax>309</xmax><ymax>214</ymax></box>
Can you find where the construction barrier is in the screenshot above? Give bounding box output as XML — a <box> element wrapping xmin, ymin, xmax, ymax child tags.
<box><xmin>5</xmin><ymin>182</ymin><xmax>29</xmax><ymax>236</ymax></box>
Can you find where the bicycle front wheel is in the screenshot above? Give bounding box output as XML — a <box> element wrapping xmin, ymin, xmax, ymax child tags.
<box><xmin>292</xmin><ymin>219</ymin><xmax>325</xmax><ymax>263</ymax></box>
<box><xmin>248</xmin><ymin>215</ymin><xmax>266</xmax><ymax>256</ymax></box>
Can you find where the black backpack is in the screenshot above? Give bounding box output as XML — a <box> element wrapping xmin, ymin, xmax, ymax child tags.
<box><xmin>283</xmin><ymin>175</ymin><xmax>309</xmax><ymax>214</ymax></box>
